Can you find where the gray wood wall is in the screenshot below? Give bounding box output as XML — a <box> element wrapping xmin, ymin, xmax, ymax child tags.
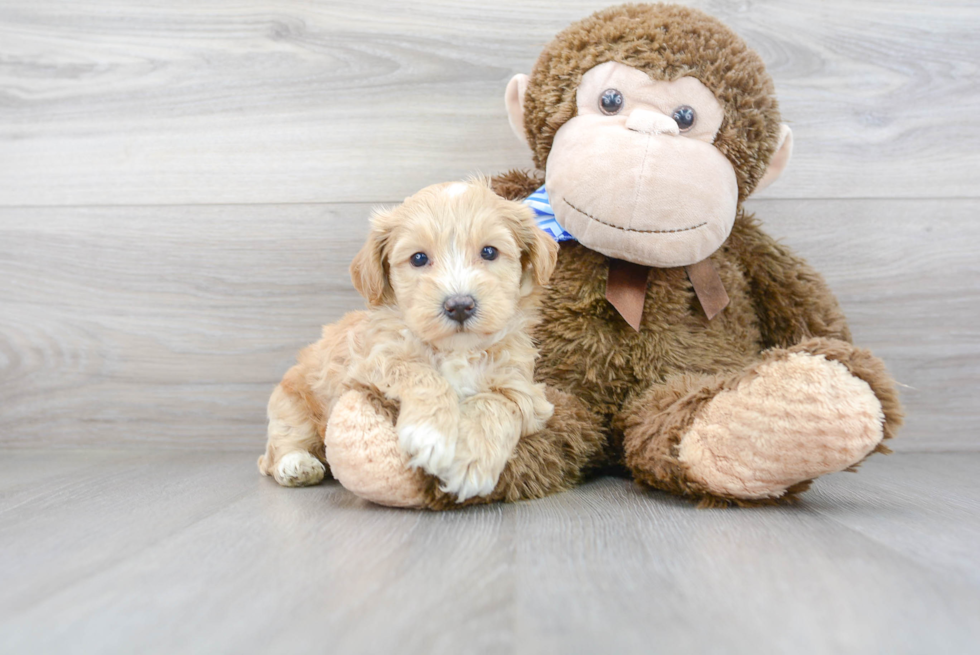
<box><xmin>1</xmin><ymin>0</ymin><xmax>977</xmax><ymax>451</ymax></box>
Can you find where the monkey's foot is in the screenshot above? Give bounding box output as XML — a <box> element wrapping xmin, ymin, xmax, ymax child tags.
<box><xmin>324</xmin><ymin>390</ymin><xmax>427</xmax><ymax>508</ymax></box>
<box><xmin>676</xmin><ymin>351</ymin><xmax>885</xmax><ymax>500</ymax></box>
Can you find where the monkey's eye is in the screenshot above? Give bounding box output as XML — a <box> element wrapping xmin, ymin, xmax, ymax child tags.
<box><xmin>410</xmin><ymin>252</ymin><xmax>429</xmax><ymax>267</ymax></box>
<box><xmin>671</xmin><ymin>106</ymin><xmax>696</xmax><ymax>131</ymax></box>
<box><xmin>599</xmin><ymin>89</ymin><xmax>624</xmax><ymax>115</ymax></box>
<box><xmin>480</xmin><ymin>246</ymin><xmax>498</xmax><ymax>261</ymax></box>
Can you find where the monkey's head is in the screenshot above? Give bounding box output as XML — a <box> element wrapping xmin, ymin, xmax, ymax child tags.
<box><xmin>505</xmin><ymin>3</ymin><xmax>793</xmax><ymax>268</ymax></box>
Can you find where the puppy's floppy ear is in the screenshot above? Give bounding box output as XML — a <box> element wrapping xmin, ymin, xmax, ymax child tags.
<box><xmin>508</xmin><ymin>203</ymin><xmax>559</xmax><ymax>288</ymax></box>
<box><xmin>350</xmin><ymin>210</ymin><xmax>395</xmax><ymax>306</ymax></box>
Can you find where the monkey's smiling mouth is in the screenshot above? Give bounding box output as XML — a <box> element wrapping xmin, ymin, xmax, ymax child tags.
<box><xmin>562</xmin><ymin>197</ymin><xmax>707</xmax><ymax>234</ymax></box>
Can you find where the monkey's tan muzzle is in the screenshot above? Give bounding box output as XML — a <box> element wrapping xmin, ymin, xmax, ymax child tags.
<box><xmin>545</xmin><ymin>114</ymin><xmax>739</xmax><ymax>268</ymax></box>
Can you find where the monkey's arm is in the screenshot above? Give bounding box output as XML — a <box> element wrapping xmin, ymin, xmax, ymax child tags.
<box><xmin>729</xmin><ymin>212</ymin><xmax>851</xmax><ymax>349</ymax></box>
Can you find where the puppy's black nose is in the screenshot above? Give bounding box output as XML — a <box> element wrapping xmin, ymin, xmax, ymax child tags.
<box><xmin>443</xmin><ymin>295</ymin><xmax>477</xmax><ymax>323</ymax></box>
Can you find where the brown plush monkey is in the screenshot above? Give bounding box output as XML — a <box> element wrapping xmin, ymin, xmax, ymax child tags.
<box><xmin>322</xmin><ymin>3</ymin><xmax>903</xmax><ymax>508</ymax></box>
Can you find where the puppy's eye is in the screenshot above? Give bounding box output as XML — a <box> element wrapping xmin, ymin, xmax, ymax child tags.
<box><xmin>410</xmin><ymin>252</ymin><xmax>428</xmax><ymax>267</ymax></box>
<box><xmin>671</xmin><ymin>105</ymin><xmax>696</xmax><ymax>132</ymax></box>
<box><xmin>480</xmin><ymin>246</ymin><xmax>498</xmax><ymax>261</ymax></box>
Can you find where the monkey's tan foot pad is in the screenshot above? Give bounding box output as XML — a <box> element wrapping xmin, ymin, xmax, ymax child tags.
<box><xmin>324</xmin><ymin>390</ymin><xmax>427</xmax><ymax>508</ymax></box>
<box><xmin>677</xmin><ymin>352</ymin><xmax>885</xmax><ymax>500</ymax></box>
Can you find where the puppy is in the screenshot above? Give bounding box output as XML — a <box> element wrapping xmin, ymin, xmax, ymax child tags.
<box><xmin>258</xmin><ymin>179</ymin><xmax>559</xmax><ymax>501</ymax></box>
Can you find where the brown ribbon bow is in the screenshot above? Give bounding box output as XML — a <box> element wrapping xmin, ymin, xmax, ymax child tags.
<box><xmin>605</xmin><ymin>257</ymin><xmax>730</xmax><ymax>331</ymax></box>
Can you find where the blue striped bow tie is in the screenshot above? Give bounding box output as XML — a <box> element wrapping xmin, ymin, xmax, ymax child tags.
<box><xmin>523</xmin><ymin>185</ymin><xmax>576</xmax><ymax>243</ymax></box>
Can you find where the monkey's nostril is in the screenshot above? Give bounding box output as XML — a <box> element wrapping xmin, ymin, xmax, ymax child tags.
<box><xmin>443</xmin><ymin>295</ymin><xmax>477</xmax><ymax>324</ymax></box>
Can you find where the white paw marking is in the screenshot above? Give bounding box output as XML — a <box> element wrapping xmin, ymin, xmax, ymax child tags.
<box><xmin>436</xmin><ymin>452</ymin><xmax>504</xmax><ymax>502</ymax></box>
<box><xmin>275</xmin><ymin>451</ymin><xmax>326</xmax><ymax>487</ymax></box>
<box><xmin>442</xmin><ymin>464</ymin><xmax>499</xmax><ymax>503</ymax></box>
<box><xmin>398</xmin><ymin>423</ymin><xmax>456</xmax><ymax>477</ymax></box>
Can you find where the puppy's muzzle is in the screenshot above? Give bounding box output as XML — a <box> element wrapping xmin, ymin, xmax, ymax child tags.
<box><xmin>443</xmin><ymin>295</ymin><xmax>477</xmax><ymax>324</ymax></box>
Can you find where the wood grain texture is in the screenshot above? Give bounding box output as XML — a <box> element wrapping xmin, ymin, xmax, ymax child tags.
<box><xmin>0</xmin><ymin>0</ymin><xmax>977</xmax><ymax>205</ymax></box>
<box><xmin>807</xmin><ymin>451</ymin><xmax>980</xmax><ymax>585</ymax></box>
<box><xmin>1</xmin><ymin>198</ymin><xmax>975</xmax><ymax>451</ymax></box>
<box><xmin>510</xmin><ymin>457</ymin><xmax>980</xmax><ymax>654</ymax></box>
<box><xmin>0</xmin><ymin>203</ymin><xmax>370</xmax><ymax>449</ymax></box>
<box><xmin>0</xmin><ymin>450</ymin><xmax>978</xmax><ymax>654</ymax></box>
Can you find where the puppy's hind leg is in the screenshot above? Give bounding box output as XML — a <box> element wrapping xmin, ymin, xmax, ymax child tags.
<box><xmin>259</xmin><ymin>372</ymin><xmax>327</xmax><ymax>487</ymax></box>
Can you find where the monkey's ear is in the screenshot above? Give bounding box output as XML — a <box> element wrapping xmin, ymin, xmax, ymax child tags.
<box><xmin>752</xmin><ymin>124</ymin><xmax>793</xmax><ymax>195</ymax></box>
<box><xmin>350</xmin><ymin>212</ymin><xmax>395</xmax><ymax>306</ymax></box>
<box><xmin>505</xmin><ymin>74</ymin><xmax>530</xmax><ymax>145</ymax></box>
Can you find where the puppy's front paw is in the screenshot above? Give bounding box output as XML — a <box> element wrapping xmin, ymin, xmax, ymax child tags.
<box><xmin>397</xmin><ymin>422</ymin><xmax>456</xmax><ymax>478</ymax></box>
<box><xmin>437</xmin><ymin>402</ymin><xmax>522</xmax><ymax>502</ymax></box>
<box><xmin>273</xmin><ymin>451</ymin><xmax>326</xmax><ymax>487</ymax></box>
<box><xmin>439</xmin><ymin>458</ymin><xmax>502</xmax><ymax>503</ymax></box>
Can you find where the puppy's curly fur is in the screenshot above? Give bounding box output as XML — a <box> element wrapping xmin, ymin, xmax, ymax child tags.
<box><xmin>258</xmin><ymin>179</ymin><xmax>559</xmax><ymax>501</ymax></box>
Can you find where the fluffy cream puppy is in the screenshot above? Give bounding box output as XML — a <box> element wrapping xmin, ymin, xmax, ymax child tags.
<box><xmin>258</xmin><ymin>179</ymin><xmax>559</xmax><ymax>501</ymax></box>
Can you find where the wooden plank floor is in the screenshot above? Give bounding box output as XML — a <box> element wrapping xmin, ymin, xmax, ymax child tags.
<box><xmin>1</xmin><ymin>450</ymin><xmax>978</xmax><ymax>654</ymax></box>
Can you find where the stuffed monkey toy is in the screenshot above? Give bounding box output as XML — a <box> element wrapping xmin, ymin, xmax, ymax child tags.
<box><xmin>320</xmin><ymin>3</ymin><xmax>903</xmax><ymax>508</ymax></box>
